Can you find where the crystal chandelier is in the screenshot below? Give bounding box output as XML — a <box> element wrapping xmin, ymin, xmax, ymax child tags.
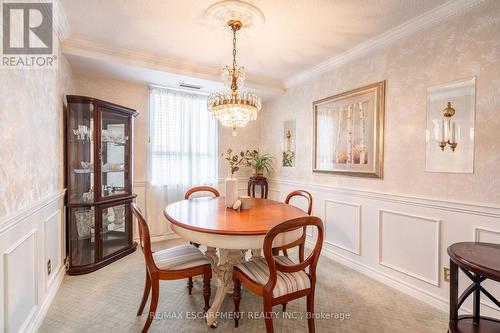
<box><xmin>208</xmin><ymin>20</ymin><xmax>261</xmax><ymax>136</ymax></box>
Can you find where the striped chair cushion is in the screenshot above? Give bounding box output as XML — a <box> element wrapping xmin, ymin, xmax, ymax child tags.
<box><xmin>153</xmin><ymin>244</ymin><xmax>210</xmax><ymax>270</ymax></box>
<box><xmin>236</xmin><ymin>256</ymin><xmax>311</xmax><ymax>297</ymax></box>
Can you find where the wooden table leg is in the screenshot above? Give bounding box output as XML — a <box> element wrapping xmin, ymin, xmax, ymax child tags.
<box><xmin>449</xmin><ymin>260</ymin><xmax>458</xmax><ymax>328</ymax></box>
<box><xmin>204</xmin><ymin>247</ymin><xmax>245</xmax><ymax>328</ymax></box>
<box><xmin>473</xmin><ymin>273</ymin><xmax>481</xmax><ymax>325</ymax></box>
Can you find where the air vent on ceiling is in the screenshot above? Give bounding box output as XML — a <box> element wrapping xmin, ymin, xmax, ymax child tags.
<box><xmin>178</xmin><ymin>83</ymin><xmax>202</xmax><ymax>90</ymax></box>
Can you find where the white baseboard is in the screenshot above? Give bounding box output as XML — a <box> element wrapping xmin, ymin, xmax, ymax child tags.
<box><xmin>311</xmin><ymin>240</ymin><xmax>449</xmax><ymax>312</ymax></box>
<box><xmin>28</xmin><ymin>265</ymin><xmax>65</xmax><ymax>333</ymax></box>
<box><xmin>134</xmin><ymin>232</ymin><xmax>180</xmax><ymax>243</ymax></box>
<box><xmin>151</xmin><ymin>233</ymin><xmax>180</xmax><ymax>242</ymax></box>
<box><xmin>310</xmin><ymin>239</ymin><xmax>498</xmax><ymax>317</ymax></box>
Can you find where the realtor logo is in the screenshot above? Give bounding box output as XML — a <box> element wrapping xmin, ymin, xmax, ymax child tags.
<box><xmin>2</xmin><ymin>2</ymin><xmax>56</xmax><ymax>68</ymax></box>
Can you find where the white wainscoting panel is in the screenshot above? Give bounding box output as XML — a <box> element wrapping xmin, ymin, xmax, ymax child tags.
<box><xmin>379</xmin><ymin>210</ymin><xmax>441</xmax><ymax>286</ymax></box>
<box><xmin>133</xmin><ymin>181</ymin><xmax>147</xmax><ymax>240</ymax></box>
<box><xmin>0</xmin><ymin>191</ymin><xmax>65</xmax><ymax>333</ymax></box>
<box><xmin>3</xmin><ymin>230</ymin><xmax>38</xmax><ymax>333</ymax></box>
<box><xmin>269</xmin><ymin>178</ymin><xmax>500</xmax><ymax>318</ymax></box>
<box><xmin>43</xmin><ymin>210</ymin><xmax>62</xmax><ymax>290</ymax></box>
<box><xmin>324</xmin><ymin>200</ymin><xmax>361</xmax><ymax>255</ymax></box>
<box><xmin>474</xmin><ymin>227</ymin><xmax>500</xmax><ymax>243</ymax></box>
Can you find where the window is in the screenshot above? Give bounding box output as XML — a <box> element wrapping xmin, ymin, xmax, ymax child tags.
<box><xmin>149</xmin><ymin>87</ymin><xmax>218</xmax><ymax>187</ymax></box>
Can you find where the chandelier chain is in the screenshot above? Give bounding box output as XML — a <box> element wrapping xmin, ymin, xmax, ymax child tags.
<box><xmin>207</xmin><ymin>19</ymin><xmax>261</xmax><ymax>135</ymax></box>
<box><xmin>232</xmin><ymin>27</ymin><xmax>237</xmax><ymax>72</ymax></box>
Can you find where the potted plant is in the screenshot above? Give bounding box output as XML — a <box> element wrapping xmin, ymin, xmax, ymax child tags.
<box><xmin>222</xmin><ymin>149</ymin><xmax>249</xmax><ymax>176</ymax></box>
<box><xmin>245</xmin><ymin>150</ymin><xmax>274</xmax><ymax>177</ymax></box>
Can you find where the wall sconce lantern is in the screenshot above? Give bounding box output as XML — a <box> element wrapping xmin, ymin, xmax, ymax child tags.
<box><xmin>426</xmin><ymin>77</ymin><xmax>475</xmax><ymax>173</ymax></box>
<box><xmin>433</xmin><ymin>102</ymin><xmax>460</xmax><ymax>152</ymax></box>
<box><xmin>282</xmin><ymin>120</ymin><xmax>296</xmax><ymax>167</ymax></box>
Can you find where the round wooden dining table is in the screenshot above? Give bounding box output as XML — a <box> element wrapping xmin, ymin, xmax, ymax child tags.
<box><xmin>164</xmin><ymin>196</ymin><xmax>308</xmax><ymax>327</ymax></box>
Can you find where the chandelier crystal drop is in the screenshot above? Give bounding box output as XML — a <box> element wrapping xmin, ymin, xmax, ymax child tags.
<box><xmin>208</xmin><ymin>19</ymin><xmax>261</xmax><ymax>136</ymax></box>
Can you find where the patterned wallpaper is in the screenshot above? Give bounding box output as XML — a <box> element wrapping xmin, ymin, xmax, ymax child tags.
<box><xmin>0</xmin><ymin>44</ymin><xmax>75</xmax><ymax>219</ymax></box>
<box><xmin>73</xmin><ymin>75</ymin><xmax>261</xmax><ymax>181</ymax></box>
<box><xmin>260</xmin><ymin>1</ymin><xmax>500</xmax><ymax>205</ymax></box>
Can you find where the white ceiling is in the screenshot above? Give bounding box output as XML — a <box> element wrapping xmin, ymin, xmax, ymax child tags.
<box><xmin>60</xmin><ymin>0</ymin><xmax>450</xmax><ymax>95</ymax></box>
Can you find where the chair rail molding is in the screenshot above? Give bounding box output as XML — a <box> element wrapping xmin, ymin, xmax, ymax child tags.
<box><xmin>268</xmin><ymin>178</ymin><xmax>500</xmax><ymax>217</ymax></box>
<box><xmin>0</xmin><ymin>190</ymin><xmax>66</xmax><ymax>235</ymax></box>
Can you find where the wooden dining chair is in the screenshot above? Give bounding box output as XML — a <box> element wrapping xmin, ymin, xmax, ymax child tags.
<box><xmin>131</xmin><ymin>203</ymin><xmax>212</xmax><ymax>333</ymax></box>
<box><xmin>184</xmin><ymin>186</ymin><xmax>220</xmax><ymax>201</ymax></box>
<box><xmin>233</xmin><ymin>216</ymin><xmax>324</xmax><ymax>333</ymax></box>
<box><xmin>274</xmin><ymin>190</ymin><xmax>313</xmax><ymax>260</ymax></box>
<box><xmin>184</xmin><ymin>186</ymin><xmax>220</xmax><ymax>292</ymax></box>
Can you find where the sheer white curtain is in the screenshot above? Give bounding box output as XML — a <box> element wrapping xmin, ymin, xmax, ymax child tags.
<box><xmin>147</xmin><ymin>87</ymin><xmax>218</xmax><ymax>232</ymax></box>
<box><xmin>149</xmin><ymin>87</ymin><xmax>218</xmax><ymax>186</ymax></box>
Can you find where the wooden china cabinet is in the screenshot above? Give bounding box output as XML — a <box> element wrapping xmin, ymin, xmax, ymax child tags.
<box><xmin>65</xmin><ymin>95</ymin><xmax>138</xmax><ymax>275</ymax></box>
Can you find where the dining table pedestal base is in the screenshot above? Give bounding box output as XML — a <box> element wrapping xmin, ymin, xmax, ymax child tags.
<box><xmin>164</xmin><ymin>197</ymin><xmax>308</xmax><ymax>328</ymax></box>
<box><xmin>204</xmin><ymin>247</ymin><xmax>246</xmax><ymax>328</ymax></box>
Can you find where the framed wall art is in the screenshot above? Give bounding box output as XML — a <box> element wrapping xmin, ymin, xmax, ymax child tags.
<box><xmin>313</xmin><ymin>81</ymin><xmax>385</xmax><ymax>178</ymax></box>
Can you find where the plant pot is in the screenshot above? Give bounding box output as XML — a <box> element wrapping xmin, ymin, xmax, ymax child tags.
<box><xmin>254</xmin><ymin>168</ymin><xmax>264</xmax><ymax>177</ymax></box>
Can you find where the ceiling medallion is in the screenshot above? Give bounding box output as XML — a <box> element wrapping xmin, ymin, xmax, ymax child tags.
<box><xmin>206</xmin><ymin>1</ymin><xmax>264</xmax><ymax>136</ymax></box>
<box><xmin>204</xmin><ymin>0</ymin><xmax>265</xmax><ymax>33</ymax></box>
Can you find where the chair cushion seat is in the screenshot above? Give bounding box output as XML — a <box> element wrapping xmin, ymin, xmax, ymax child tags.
<box><xmin>153</xmin><ymin>244</ymin><xmax>210</xmax><ymax>270</ymax></box>
<box><xmin>235</xmin><ymin>256</ymin><xmax>311</xmax><ymax>297</ymax></box>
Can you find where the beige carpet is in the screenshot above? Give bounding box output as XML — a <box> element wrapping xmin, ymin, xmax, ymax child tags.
<box><xmin>40</xmin><ymin>239</ymin><xmax>447</xmax><ymax>333</ymax></box>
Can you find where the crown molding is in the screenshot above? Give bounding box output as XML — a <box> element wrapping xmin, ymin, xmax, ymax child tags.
<box><xmin>39</xmin><ymin>0</ymin><xmax>71</xmax><ymax>41</ymax></box>
<box><xmin>53</xmin><ymin>0</ymin><xmax>71</xmax><ymax>41</ymax></box>
<box><xmin>58</xmin><ymin>0</ymin><xmax>484</xmax><ymax>92</ymax></box>
<box><xmin>284</xmin><ymin>0</ymin><xmax>486</xmax><ymax>89</ymax></box>
<box><xmin>62</xmin><ymin>37</ymin><xmax>284</xmax><ymax>93</ymax></box>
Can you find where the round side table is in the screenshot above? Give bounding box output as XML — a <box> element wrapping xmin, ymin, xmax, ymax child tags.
<box><xmin>447</xmin><ymin>242</ymin><xmax>500</xmax><ymax>333</ymax></box>
<box><xmin>247</xmin><ymin>176</ymin><xmax>268</xmax><ymax>199</ymax></box>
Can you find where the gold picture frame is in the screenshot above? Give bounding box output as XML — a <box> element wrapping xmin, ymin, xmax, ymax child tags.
<box><xmin>313</xmin><ymin>81</ymin><xmax>385</xmax><ymax>178</ymax></box>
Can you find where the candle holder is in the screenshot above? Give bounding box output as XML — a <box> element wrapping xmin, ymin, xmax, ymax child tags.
<box><xmin>434</xmin><ymin>102</ymin><xmax>459</xmax><ymax>152</ymax></box>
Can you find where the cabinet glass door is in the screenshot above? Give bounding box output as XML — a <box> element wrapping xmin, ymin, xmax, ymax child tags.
<box><xmin>100</xmin><ymin>203</ymin><xmax>130</xmax><ymax>258</ymax></box>
<box><xmin>68</xmin><ymin>102</ymin><xmax>94</xmax><ymax>204</ymax></box>
<box><xmin>70</xmin><ymin>207</ymin><xmax>96</xmax><ymax>266</ymax></box>
<box><xmin>98</xmin><ymin>108</ymin><xmax>130</xmax><ymax>200</ymax></box>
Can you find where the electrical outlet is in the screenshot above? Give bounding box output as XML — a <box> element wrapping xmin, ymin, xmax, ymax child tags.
<box><xmin>47</xmin><ymin>259</ymin><xmax>51</xmax><ymax>275</ymax></box>
<box><xmin>443</xmin><ymin>267</ymin><xmax>450</xmax><ymax>282</ymax></box>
